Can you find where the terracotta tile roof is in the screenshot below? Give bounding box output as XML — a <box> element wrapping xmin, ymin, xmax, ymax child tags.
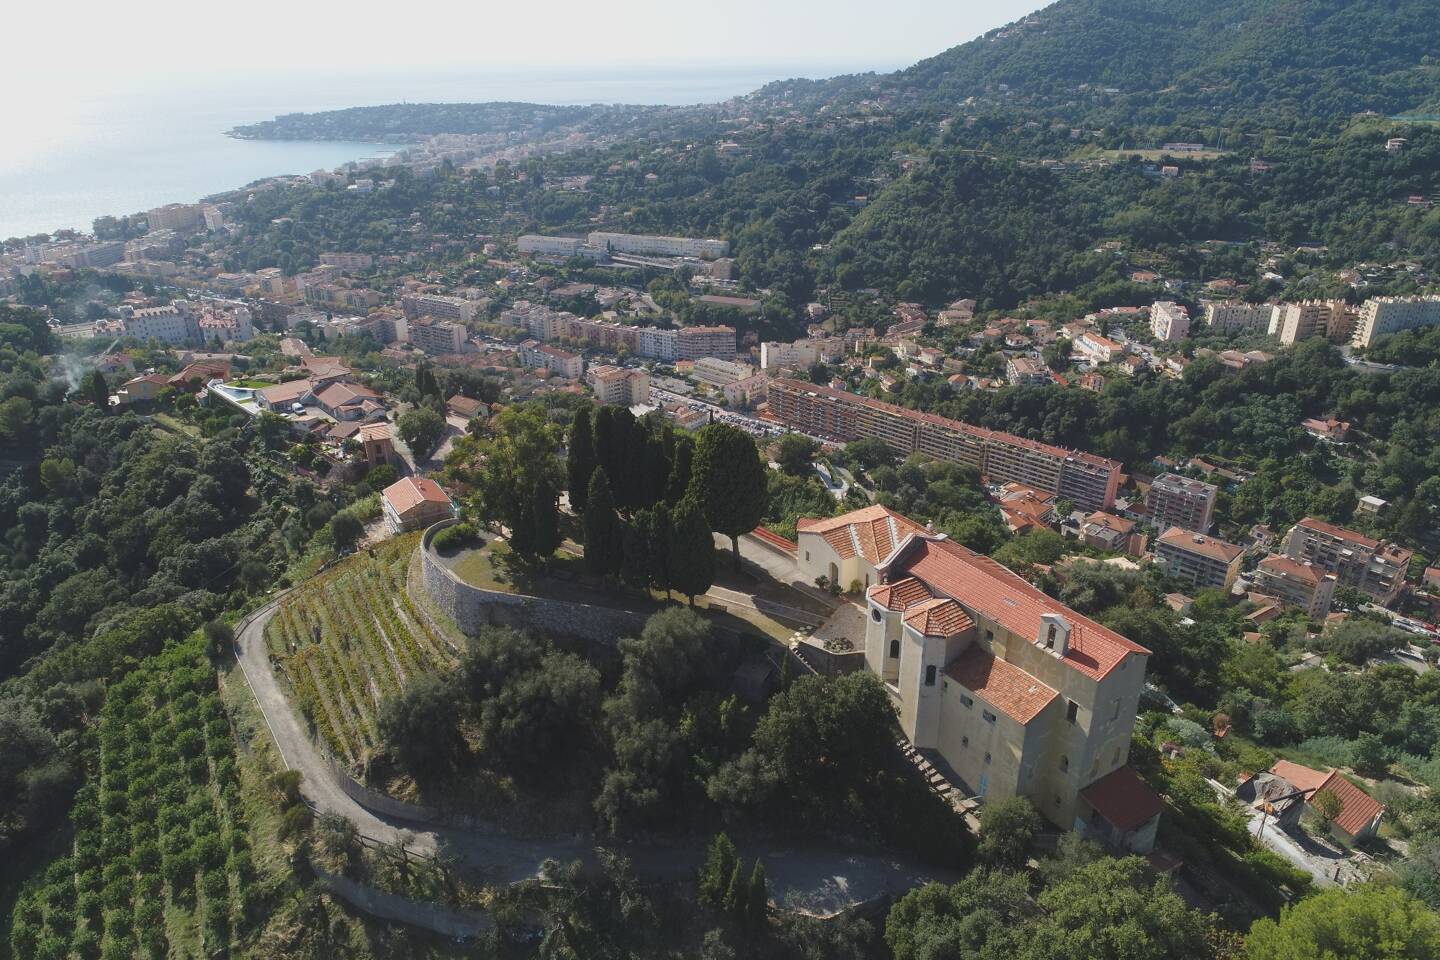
<box><xmin>1296</xmin><ymin>517</ymin><xmax>1379</xmax><ymax>550</ymax></box>
<box><xmin>1156</xmin><ymin>527</ymin><xmax>1244</xmax><ymax>564</ymax></box>
<box><xmin>1269</xmin><ymin>760</ymin><xmax>1331</xmax><ymax>796</ymax></box>
<box><xmin>1313</xmin><ymin>771</ymin><xmax>1385</xmax><ymax>837</ymax></box>
<box><xmin>258</xmin><ymin>379</ymin><xmax>313</xmax><ymax>405</ymax></box>
<box><xmin>945</xmin><ymin>644</ymin><xmax>1056</xmax><ymax>724</ymax></box>
<box><xmin>867</xmin><ymin>577</ymin><xmax>932</xmax><ymax>611</ymax></box>
<box><xmin>885</xmin><ymin>535</ymin><xmax>1148</xmax><ymax>680</ymax></box>
<box><xmin>902</xmin><ymin>597</ymin><xmax>975</xmax><ymax>638</ymax></box>
<box><xmin>357</xmin><ymin>422</ymin><xmax>393</xmax><ymax>443</ymax></box>
<box><xmin>1258</xmin><ymin>554</ymin><xmax>1325</xmax><ymax>584</ymax></box>
<box><xmin>315</xmin><ymin>381</ymin><xmax>382</xmax><ymax>407</ymax></box>
<box><xmin>1080</xmin><ymin>766</ymin><xmax>1164</xmax><ymax>832</ymax></box>
<box><xmin>796</xmin><ymin>505</ymin><xmax>928</xmax><ymax>566</ymax></box>
<box><xmin>383</xmin><ymin>476</ymin><xmax>451</xmax><ymax>517</ymax></box>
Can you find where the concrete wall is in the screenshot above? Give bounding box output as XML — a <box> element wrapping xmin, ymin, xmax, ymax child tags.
<box><xmin>420</xmin><ymin>520</ymin><xmax>649</xmax><ymax>644</ymax></box>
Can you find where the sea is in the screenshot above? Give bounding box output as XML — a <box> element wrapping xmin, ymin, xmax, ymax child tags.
<box><xmin>0</xmin><ymin>63</ymin><xmax>893</xmax><ymax>242</ymax></box>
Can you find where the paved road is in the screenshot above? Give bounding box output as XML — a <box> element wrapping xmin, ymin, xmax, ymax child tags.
<box><xmin>234</xmin><ymin>597</ymin><xmax>956</xmax><ymax>914</ymax></box>
<box><xmin>1206</xmin><ymin>778</ymin><xmax>1339</xmax><ymax>888</ymax></box>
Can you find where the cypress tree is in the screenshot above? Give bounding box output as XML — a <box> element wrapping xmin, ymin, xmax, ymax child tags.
<box><xmin>509</xmin><ymin>489</ymin><xmax>536</xmax><ymax>559</ymax></box>
<box><xmin>532</xmin><ymin>478</ymin><xmax>560</xmax><ymax>560</ymax></box>
<box><xmin>666</xmin><ymin>435</ymin><xmax>693</xmax><ymax>504</ymax></box>
<box><xmin>669</xmin><ymin>497</ymin><xmax>715</xmax><ymax>604</ymax></box>
<box><xmin>86</xmin><ymin>370</ymin><xmax>109</xmax><ymax>412</ymax></box>
<box><xmin>620</xmin><ymin>515</ymin><xmax>651</xmax><ymax>590</ymax></box>
<box><xmin>566</xmin><ymin>406</ymin><xmax>596</xmax><ymax>513</ymax></box>
<box><xmin>722</xmin><ymin>859</ymin><xmax>745</xmax><ymax>915</ymax></box>
<box><xmin>647</xmin><ymin>502</ymin><xmax>673</xmax><ymax>595</ymax></box>
<box><xmin>745</xmin><ymin>859</ymin><xmax>768</xmax><ymax>925</ymax></box>
<box><xmin>583</xmin><ymin>468</ymin><xmax>622</xmax><ymax>577</ymax></box>
<box><xmin>639</xmin><ymin>433</ymin><xmax>669</xmax><ymax>508</ymax></box>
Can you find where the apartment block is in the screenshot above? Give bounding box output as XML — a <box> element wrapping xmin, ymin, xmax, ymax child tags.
<box><xmin>1145</xmin><ymin>473</ymin><xmax>1218</xmax><ymax>533</ymax></box>
<box><xmin>119</xmin><ymin>304</ymin><xmax>201</xmax><ymax>345</ymax></box>
<box><xmin>402</xmin><ymin>293</ymin><xmax>477</xmax><ymax>325</ymax></box>
<box><xmin>518</xmin><ymin>340</ymin><xmax>583</xmax><ymax>379</ymax></box>
<box><xmin>1150</xmin><ymin>301</ymin><xmax>1191</xmax><ymax>342</ymax></box>
<box><xmin>1252</xmin><ymin>554</ymin><xmax>1337</xmax><ymax>618</ymax></box>
<box><xmin>1203</xmin><ymin>302</ymin><xmax>1279</xmax><ymax>334</ymax></box>
<box><xmin>319</xmin><ymin>252</ymin><xmax>374</xmax><ymax>272</ymax></box>
<box><xmin>586</xmin><ymin>365</ymin><xmax>651</xmax><ymax>406</ymax></box>
<box><xmin>676</xmin><ymin>325</ymin><xmax>737</xmax><ymax>361</ymax></box>
<box><xmin>1281</xmin><ymin>517</ymin><xmax>1413</xmax><ymax>604</ymax></box>
<box><xmin>765</xmin><ymin>379</ymin><xmax>1122</xmax><ymax>511</ymax></box>
<box><xmin>795</xmin><ymin>507</ymin><xmax>1160</xmax><ymax>850</ymax></box>
<box><xmin>1007</xmin><ymin>356</ymin><xmax>1051</xmax><ymax>386</ymax></box>
<box><xmin>145</xmin><ymin>203</ymin><xmax>206</xmax><ymax>231</ymax></box>
<box><xmin>1274</xmin><ymin>300</ymin><xmax>1354</xmax><ymax>346</ymax></box>
<box><xmin>690</xmin><ymin>356</ymin><xmax>754</xmax><ymax>386</ymax></box>
<box><xmin>1350</xmin><ymin>295</ymin><xmax>1440</xmax><ymax>348</ymax></box>
<box><xmin>637</xmin><ymin>326</ymin><xmax>679</xmax><ymax>362</ymax></box>
<box><xmin>587</xmin><ymin>231</ymin><xmax>729</xmax><ymax>259</ymax></box>
<box><xmin>517</xmin><ymin>235</ymin><xmax>608</xmax><ymax>260</ymax></box>
<box><xmin>407</xmin><ymin>317</ymin><xmax>465</xmax><ymax>356</ymax></box>
<box><xmin>1153</xmin><ymin>527</ymin><xmax>1244</xmax><ymax>591</ymax></box>
<box><xmin>759</xmin><ymin>337</ymin><xmax>847</xmax><ymax>372</ymax></box>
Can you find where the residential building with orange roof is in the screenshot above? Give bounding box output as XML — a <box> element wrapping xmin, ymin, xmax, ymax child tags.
<box><xmin>854</xmin><ymin>518</ymin><xmax>1158</xmax><ymax>849</ymax></box>
<box><xmin>382</xmin><ymin>476</ymin><xmax>456</xmax><ymax>533</ymax></box>
<box><xmin>1266</xmin><ymin>761</ymin><xmax>1385</xmax><ymax>843</ymax></box>
<box><xmin>1252</xmin><ymin>554</ymin><xmax>1337</xmax><ymax>618</ymax></box>
<box><xmin>1153</xmin><ymin>527</ymin><xmax>1245</xmax><ymax>591</ymax></box>
<box><xmin>1281</xmin><ymin>517</ymin><xmax>1412</xmax><ymax>605</ymax></box>
<box><xmin>795</xmin><ymin>505</ymin><xmax>929</xmax><ymax>592</ymax></box>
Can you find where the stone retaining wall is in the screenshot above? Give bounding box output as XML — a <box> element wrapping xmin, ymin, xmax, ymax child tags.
<box><xmin>419</xmin><ymin>519</ymin><xmax>648</xmax><ymax>643</ymax></box>
<box><xmin>312</xmin><ymin>867</ymin><xmax>493</xmax><ymax>939</ymax></box>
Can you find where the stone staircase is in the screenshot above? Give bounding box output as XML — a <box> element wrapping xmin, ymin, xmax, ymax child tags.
<box><xmin>896</xmin><ymin>737</ymin><xmax>982</xmax><ymax>827</ymax></box>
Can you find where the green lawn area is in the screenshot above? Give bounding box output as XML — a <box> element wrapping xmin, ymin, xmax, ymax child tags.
<box><xmin>229</xmin><ymin>378</ymin><xmax>277</xmax><ymax>389</ymax></box>
<box><xmin>151</xmin><ymin>412</ymin><xmax>200</xmax><ymax>436</ymax></box>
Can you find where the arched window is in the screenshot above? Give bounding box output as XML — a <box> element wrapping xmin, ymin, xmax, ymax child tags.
<box><xmin>1045</xmin><ymin>623</ymin><xmax>1057</xmax><ymax>649</ymax></box>
<box><xmin>925</xmin><ymin>664</ymin><xmax>937</xmax><ymax>686</ymax></box>
<box><xmin>888</xmin><ymin>639</ymin><xmax>900</xmax><ymax>659</ymax></box>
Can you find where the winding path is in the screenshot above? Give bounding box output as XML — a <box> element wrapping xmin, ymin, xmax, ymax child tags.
<box><xmin>234</xmin><ymin>597</ymin><xmax>958</xmax><ymax>915</ymax></box>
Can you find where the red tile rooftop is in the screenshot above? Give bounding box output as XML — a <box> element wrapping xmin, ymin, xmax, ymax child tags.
<box><xmin>884</xmin><ymin>534</ymin><xmax>1148</xmax><ymax>680</ymax></box>
<box><xmin>945</xmin><ymin>644</ymin><xmax>1056</xmax><ymax>725</ymax></box>
<box><xmin>796</xmin><ymin>504</ymin><xmax>929</xmax><ymax>566</ymax></box>
<box><xmin>1080</xmin><ymin>766</ymin><xmax>1164</xmax><ymax>832</ymax></box>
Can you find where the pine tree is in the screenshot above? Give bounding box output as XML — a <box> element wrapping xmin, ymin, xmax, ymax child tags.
<box><xmin>698</xmin><ymin>833</ymin><xmax>738</xmax><ymax>906</ymax></box>
<box><xmin>669</xmin><ymin>498</ymin><xmax>715</xmax><ymax>604</ymax></box>
<box><xmin>583</xmin><ymin>468</ymin><xmax>622</xmax><ymax>577</ymax></box>
<box><xmin>745</xmin><ymin>860</ymin><xmax>768</xmax><ymax>925</ymax></box>
<box><xmin>531</xmin><ymin>478</ymin><xmax>560</xmax><ymax>560</ymax></box>
<box><xmin>566</xmin><ymin>406</ymin><xmax>596</xmax><ymax>513</ymax></box>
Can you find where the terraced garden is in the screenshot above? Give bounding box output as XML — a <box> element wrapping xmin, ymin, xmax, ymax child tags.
<box><xmin>265</xmin><ymin>534</ymin><xmax>460</xmax><ymax>763</ymax></box>
<box><xmin>9</xmin><ymin>636</ymin><xmax>258</xmax><ymax>960</ymax></box>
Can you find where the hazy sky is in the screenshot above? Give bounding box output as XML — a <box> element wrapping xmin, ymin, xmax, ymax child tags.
<box><xmin>13</xmin><ymin>0</ymin><xmax>1046</xmax><ymax>86</ymax></box>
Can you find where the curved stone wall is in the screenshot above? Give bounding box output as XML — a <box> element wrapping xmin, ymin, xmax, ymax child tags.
<box><xmin>419</xmin><ymin>519</ymin><xmax>648</xmax><ymax>643</ymax></box>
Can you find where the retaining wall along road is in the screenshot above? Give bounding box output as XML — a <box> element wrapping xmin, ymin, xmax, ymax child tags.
<box><xmin>419</xmin><ymin>519</ymin><xmax>648</xmax><ymax>642</ymax></box>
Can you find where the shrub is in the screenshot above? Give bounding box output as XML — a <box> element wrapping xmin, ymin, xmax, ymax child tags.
<box><xmin>431</xmin><ymin>522</ymin><xmax>478</xmax><ymax>552</ymax></box>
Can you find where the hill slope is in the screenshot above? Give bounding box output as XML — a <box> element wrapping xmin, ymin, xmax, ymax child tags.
<box><xmin>890</xmin><ymin>0</ymin><xmax>1440</xmax><ymax>125</ymax></box>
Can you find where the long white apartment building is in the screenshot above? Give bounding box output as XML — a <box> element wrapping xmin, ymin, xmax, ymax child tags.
<box><xmin>759</xmin><ymin>337</ymin><xmax>847</xmax><ymax>371</ymax></box>
<box><xmin>1273</xmin><ymin>300</ymin><xmax>1355</xmax><ymax>345</ymax></box>
<box><xmin>1203</xmin><ymin>302</ymin><xmax>1279</xmax><ymax>334</ymax></box>
<box><xmin>518</xmin><ymin>340</ymin><xmax>583</xmax><ymax>379</ymax></box>
<box><xmin>690</xmin><ymin>356</ymin><xmax>754</xmax><ymax>386</ymax></box>
<box><xmin>1351</xmin><ymin>295</ymin><xmax>1440</xmax><ymax>348</ymax></box>
<box><xmin>517</xmin><ymin>235</ymin><xmax>608</xmax><ymax>260</ymax></box>
<box><xmin>408</xmin><ymin>317</ymin><xmax>465</xmax><ymax>356</ymax></box>
<box><xmin>402</xmin><ymin>293</ymin><xmax>477</xmax><ymax>325</ymax></box>
<box><xmin>587</xmin><ymin>231</ymin><xmax>729</xmax><ymax>260</ymax></box>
